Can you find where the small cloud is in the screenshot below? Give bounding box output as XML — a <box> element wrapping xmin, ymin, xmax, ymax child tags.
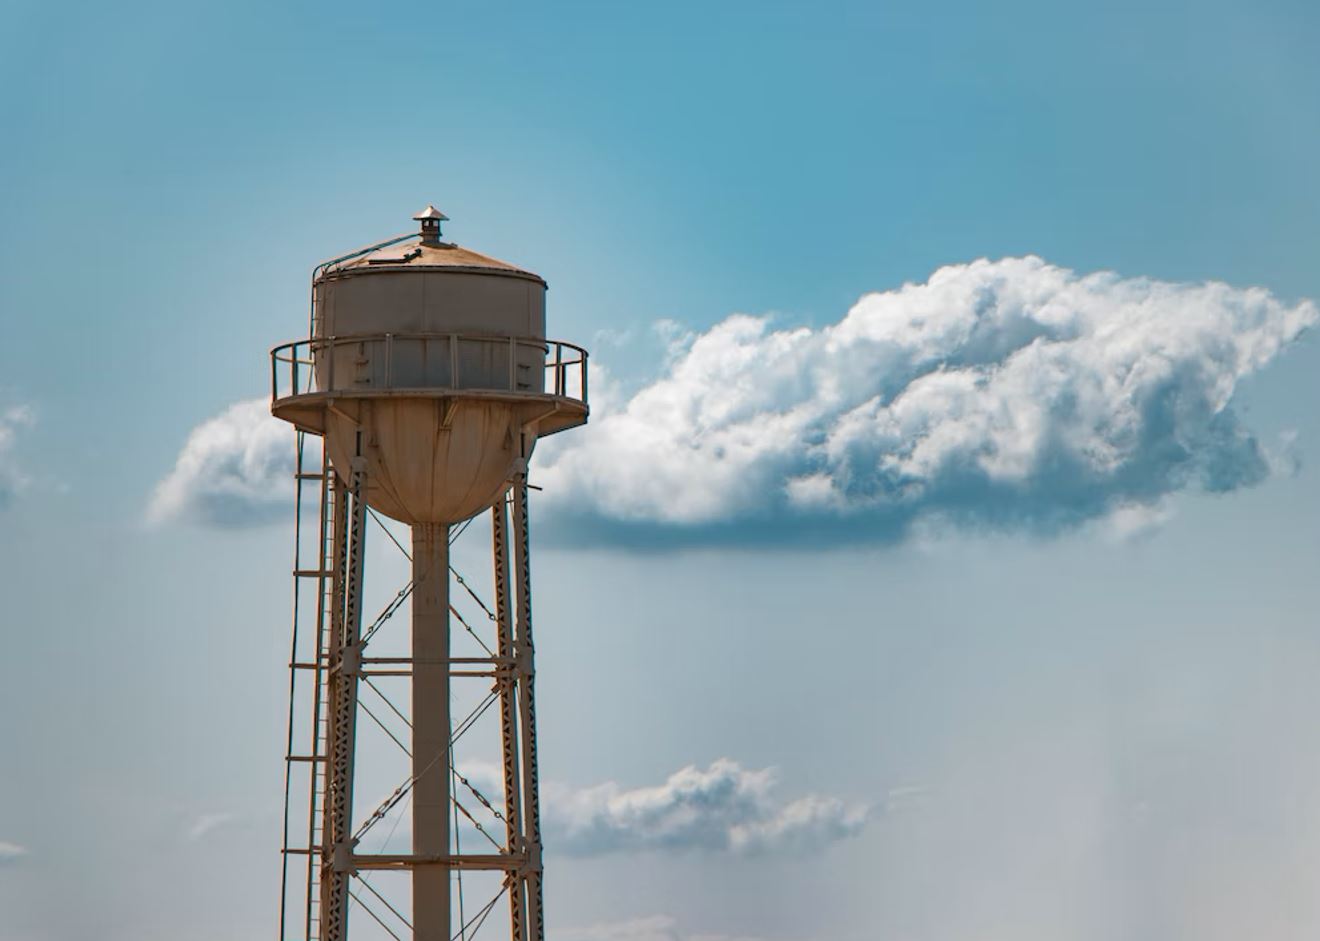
<box><xmin>185</xmin><ymin>812</ymin><xmax>237</xmax><ymax>842</ymax></box>
<box><xmin>1099</xmin><ymin>500</ymin><xmax>1176</xmax><ymax>543</ymax></box>
<box><xmin>559</xmin><ymin>915</ymin><xmax>681</xmax><ymax>941</ymax></box>
<box><xmin>559</xmin><ymin>915</ymin><xmax>810</xmax><ymax>941</ymax></box>
<box><xmin>1266</xmin><ymin>429</ymin><xmax>1302</xmax><ymax>478</ymax></box>
<box><xmin>0</xmin><ymin>404</ymin><xmax>35</xmax><ymax>506</ymax></box>
<box><xmin>543</xmin><ymin>758</ymin><xmax>868</xmax><ymax>857</ymax></box>
<box><xmin>593</xmin><ymin>326</ymin><xmax>636</xmax><ymax>349</ymax></box>
<box><xmin>0</xmin><ymin>840</ymin><xmax>29</xmax><ymax>865</ymax></box>
<box><xmin>149</xmin><ymin>398</ymin><xmax>302</xmax><ymax>527</ymax></box>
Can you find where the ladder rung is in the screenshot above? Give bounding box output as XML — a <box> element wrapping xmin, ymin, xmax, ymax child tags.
<box><xmin>287</xmin><ymin>755</ymin><xmax>326</xmax><ymax>763</ymax></box>
<box><xmin>294</xmin><ymin>569</ymin><xmax>335</xmax><ymax>578</ymax></box>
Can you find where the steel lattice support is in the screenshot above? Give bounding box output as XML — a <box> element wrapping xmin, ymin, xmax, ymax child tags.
<box><xmin>282</xmin><ymin>455</ymin><xmax>553</xmax><ymax>941</ymax></box>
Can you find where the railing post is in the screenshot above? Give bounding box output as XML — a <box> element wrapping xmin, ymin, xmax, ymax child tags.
<box><xmin>384</xmin><ymin>333</ymin><xmax>393</xmax><ymax>390</ymax></box>
<box><xmin>450</xmin><ymin>334</ymin><xmax>460</xmax><ymax>389</ymax></box>
<box><xmin>581</xmin><ymin>349</ymin><xmax>588</xmax><ymax>403</ymax></box>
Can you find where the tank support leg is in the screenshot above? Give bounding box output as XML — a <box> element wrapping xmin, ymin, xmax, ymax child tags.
<box><xmin>322</xmin><ymin>451</ymin><xmax>368</xmax><ymax>941</ymax></box>
<box><xmin>511</xmin><ymin>470</ymin><xmax>546</xmax><ymax>941</ymax></box>
<box><xmin>493</xmin><ymin>496</ymin><xmax>527</xmax><ymax>941</ymax></box>
<box><xmin>413</xmin><ymin>520</ymin><xmax>452</xmax><ymax>940</ymax></box>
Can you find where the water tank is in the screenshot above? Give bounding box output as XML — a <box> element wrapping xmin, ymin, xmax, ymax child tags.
<box><xmin>271</xmin><ymin>206</ymin><xmax>589</xmax><ymax>524</ymax></box>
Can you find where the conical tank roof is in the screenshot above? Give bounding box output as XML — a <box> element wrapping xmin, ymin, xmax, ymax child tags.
<box><xmin>330</xmin><ymin>240</ymin><xmax>544</xmax><ymax>284</ymax></box>
<box><xmin>321</xmin><ymin>206</ymin><xmax>546</xmax><ymax>285</ymax></box>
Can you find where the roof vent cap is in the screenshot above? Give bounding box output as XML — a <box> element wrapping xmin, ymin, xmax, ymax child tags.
<box><xmin>413</xmin><ymin>204</ymin><xmax>449</xmax><ymax>245</ymax></box>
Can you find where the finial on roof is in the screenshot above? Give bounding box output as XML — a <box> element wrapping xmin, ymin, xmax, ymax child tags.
<box><xmin>413</xmin><ymin>204</ymin><xmax>448</xmax><ymax>244</ymax></box>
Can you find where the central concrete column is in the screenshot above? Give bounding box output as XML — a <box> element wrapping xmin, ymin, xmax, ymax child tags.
<box><xmin>412</xmin><ymin>522</ymin><xmax>451</xmax><ymax>940</ymax></box>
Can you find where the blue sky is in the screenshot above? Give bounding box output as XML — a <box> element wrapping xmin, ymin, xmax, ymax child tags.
<box><xmin>3</xmin><ymin>1</ymin><xmax>1320</xmax><ymax>939</ymax></box>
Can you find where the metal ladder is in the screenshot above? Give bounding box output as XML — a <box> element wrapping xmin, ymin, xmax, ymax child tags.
<box><xmin>280</xmin><ymin>436</ymin><xmax>341</xmax><ymax>941</ymax></box>
<box><xmin>306</xmin><ymin>460</ymin><xmax>336</xmax><ymax>941</ymax></box>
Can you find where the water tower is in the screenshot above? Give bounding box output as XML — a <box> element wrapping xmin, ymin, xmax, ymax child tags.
<box><xmin>270</xmin><ymin>206</ymin><xmax>588</xmax><ymax>941</ymax></box>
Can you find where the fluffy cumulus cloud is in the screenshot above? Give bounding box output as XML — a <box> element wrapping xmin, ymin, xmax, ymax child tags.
<box><xmin>540</xmin><ymin>759</ymin><xmax>867</xmax><ymax>856</ymax></box>
<box><xmin>0</xmin><ymin>404</ymin><xmax>35</xmax><ymax>506</ymax></box>
<box><xmin>152</xmin><ymin>258</ymin><xmax>1315</xmax><ymax>541</ymax></box>
<box><xmin>535</xmin><ymin>257</ymin><xmax>1316</xmax><ymax>544</ymax></box>
<box><xmin>149</xmin><ymin>398</ymin><xmax>303</xmax><ymax>526</ymax></box>
<box><xmin>559</xmin><ymin>915</ymin><xmax>807</xmax><ymax>941</ymax></box>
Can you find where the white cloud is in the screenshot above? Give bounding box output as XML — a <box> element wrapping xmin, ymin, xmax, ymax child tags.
<box><xmin>534</xmin><ymin>257</ymin><xmax>1316</xmax><ymax>543</ymax></box>
<box><xmin>558</xmin><ymin>915</ymin><xmax>810</xmax><ymax>941</ymax></box>
<box><xmin>152</xmin><ymin>258</ymin><xmax>1314</xmax><ymax>542</ymax></box>
<box><xmin>542</xmin><ymin>759</ymin><xmax>867</xmax><ymax>856</ymax></box>
<box><xmin>149</xmin><ymin>398</ymin><xmax>303</xmax><ymax>526</ymax></box>
<box><xmin>1100</xmin><ymin>499</ymin><xmax>1176</xmax><ymax>542</ymax></box>
<box><xmin>0</xmin><ymin>840</ymin><xmax>29</xmax><ymax>865</ymax></box>
<box><xmin>0</xmin><ymin>404</ymin><xmax>35</xmax><ymax>505</ymax></box>
<box><xmin>363</xmin><ymin>759</ymin><xmax>866</xmax><ymax>860</ymax></box>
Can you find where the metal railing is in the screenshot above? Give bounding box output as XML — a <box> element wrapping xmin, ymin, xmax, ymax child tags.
<box><xmin>271</xmin><ymin>333</ymin><xmax>588</xmax><ymax>405</ymax></box>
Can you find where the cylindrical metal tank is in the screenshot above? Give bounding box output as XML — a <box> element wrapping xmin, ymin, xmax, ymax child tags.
<box><xmin>313</xmin><ymin>242</ymin><xmax>548</xmax><ymax>393</ymax></box>
<box><xmin>286</xmin><ymin>207</ymin><xmax>587</xmax><ymax>524</ymax></box>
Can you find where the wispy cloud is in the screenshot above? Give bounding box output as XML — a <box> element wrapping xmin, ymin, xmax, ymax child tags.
<box><xmin>148</xmin><ymin>399</ymin><xmax>302</xmax><ymax>526</ymax></box>
<box><xmin>559</xmin><ymin>915</ymin><xmax>811</xmax><ymax>941</ymax></box>
<box><xmin>0</xmin><ymin>840</ymin><xmax>29</xmax><ymax>865</ymax></box>
<box><xmin>0</xmin><ymin>404</ymin><xmax>35</xmax><ymax>506</ymax></box>
<box><xmin>536</xmin><ymin>257</ymin><xmax>1315</xmax><ymax>545</ymax></box>
<box><xmin>185</xmin><ymin>812</ymin><xmax>237</xmax><ymax>842</ymax></box>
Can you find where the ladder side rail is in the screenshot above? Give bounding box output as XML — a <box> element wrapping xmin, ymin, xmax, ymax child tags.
<box><xmin>278</xmin><ymin>431</ymin><xmax>314</xmax><ymax>941</ymax></box>
<box><xmin>305</xmin><ymin>448</ymin><xmax>339</xmax><ymax>940</ymax></box>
